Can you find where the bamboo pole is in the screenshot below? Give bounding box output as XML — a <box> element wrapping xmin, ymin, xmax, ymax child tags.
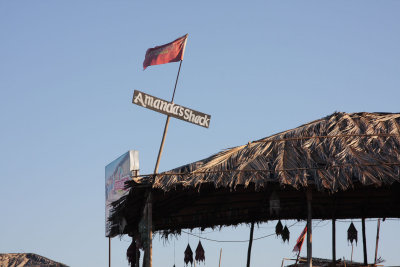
<box><xmin>153</xmin><ymin>61</ymin><xmax>182</xmax><ymax>174</ymax></box>
<box><xmin>306</xmin><ymin>188</ymin><xmax>312</xmax><ymax>267</ymax></box>
<box><xmin>351</xmin><ymin>244</ymin><xmax>353</xmax><ymax>263</ymax></box>
<box><xmin>109</xmin><ymin>237</ymin><xmax>111</xmax><ymax>267</ymax></box>
<box><xmin>362</xmin><ymin>218</ymin><xmax>367</xmax><ymax>265</ymax></box>
<box><xmin>332</xmin><ymin>219</ymin><xmax>336</xmax><ymax>267</ymax></box>
<box><xmin>146</xmin><ymin>60</ymin><xmax>184</xmax><ymax>267</ymax></box>
<box><xmin>246</xmin><ymin>222</ymin><xmax>255</xmax><ymax>267</ymax></box>
<box><xmin>219</xmin><ymin>248</ymin><xmax>222</xmax><ymax>267</ymax></box>
<box><xmin>146</xmin><ymin>193</ymin><xmax>153</xmax><ymax>267</ymax></box>
<box><xmin>374</xmin><ymin>219</ymin><xmax>381</xmax><ymax>264</ymax></box>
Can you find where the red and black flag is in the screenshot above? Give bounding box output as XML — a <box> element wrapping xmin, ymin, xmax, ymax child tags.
<box><xmin>143</xmin><ymin>34</ymin><xmax>188</xmax><ymax>70</ymax></box>
<box><xmin>293</xmin><ymin>226</ymin><xmax>307</xmax><ymax>253</ymax></box>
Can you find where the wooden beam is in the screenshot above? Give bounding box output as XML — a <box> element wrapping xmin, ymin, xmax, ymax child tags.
<box><xmin>219</xmin><ymin>248</ymin><xmax>222</xmax><ymax>267</ymax></box>
<box><xmin>307</xmin><ymin>188</ymin><xmax>312</xmax><ymax>267</ymax></box>
<box><xmin>147</xmin><ymin>193</ymin><xmax>153</xmax><ymax>267</ymax></box>
<box><xmin>246</xmin><ymin>222</ymin><xmax>255</xmax><ymax>267</ymax></box>
<box><xmin>109</xmin><ymin>237</ymin><xmax>111</xmax><ymax>267</ymax></box>
<box><xmin>362</xmin><ymin>218</ymin><xmax>367</xmax><ymax>265</ymax></box>
<box><xmin>332</xmin><ymin>219</ymin><xmax>336</xmax><ymax>267</ymax></box>
<box><xmin>374</xmin><ymin>219</ymin><xmax>381</xmax><ymax>264</ymax></box>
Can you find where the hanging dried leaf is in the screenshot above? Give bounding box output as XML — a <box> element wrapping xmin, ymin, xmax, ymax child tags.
<box><xmin>282</xmin><ymin>225</ymin><xmax>290</xmax><ymax>243</ymax></box>
<box><xmin>347</xmin><ymin>222</ymin><xmax>358</xmax><ymax>245</ymax></box>
<box><xmin>195</xmin><ymin>240</ymin><xmax>205</xmax><ymax>263</ymax></box>
<box><xmin>184</xmin><ymin>244</ymin><xmax>193</xmax><ymax>266</ymax></box>
<box><xmin>275</xmin><ymin>220</ymin><xmax>283</xmax><ymax>236</ymax></box>
<box><xmin>127</xmin><ymin>239</ymin><xmax>140</xmax><ymax>267</ymax></box>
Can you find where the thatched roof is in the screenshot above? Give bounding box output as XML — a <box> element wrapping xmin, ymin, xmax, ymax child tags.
<box><xmin>109</xmin><ymin>112</ymin><xmax>400</xmax><ymax>236</ymax></box>
<box><xmin>153</xmin><ymin>111</ymin><xmax>400</xmax><ymax>192</ymax></box>
<box><xmin>0</xmin><ymin>253</ymin><xmax>69</xmax><ymax>267</ymax></box>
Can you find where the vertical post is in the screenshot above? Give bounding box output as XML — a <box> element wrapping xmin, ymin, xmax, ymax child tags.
<box><xmin>219</xmin><ymin>248</ymin><xmax>222</xmax><ymax>267</ymax></box>
<box><xmin>146</xmin><ymin>60</ymin><xmax>184</xmax><ymax>267</ymax></box>
<box><xmin>147</xmin><ymin>193</ymin><xmax>153</xmax><ymax>267</ymax></box>
<box><xmin>246</xmin><ymin>222</ymin><xmax>255</xmax><ymax>267</ymax></box>
<box><xmin>332</xmin><ymin>219</ymin><xmax>336</xmax><ymax>266</ymax></box>
<box><xmin>362</xmin><ymin>218</ymin><xmax>367</xmax><ymax>265</ymax></box>
<box><xmin>374</xmin><ymin>219</ymin><xmax>381</xmax><ymax>264</ymax></box>
<box><xmin>109</xmin><ymin>237</ymin><xmax>111</xmax><ymax>267</ymax></box>
<box><xmin>351</xmin><ymin>244</ymin><xmax>354</xmax><ymax>263</ymax></box>
<box><xmin>306</xmin><ymin>188</ymin><xmax>312</xmax><ymax>267</ymax></box>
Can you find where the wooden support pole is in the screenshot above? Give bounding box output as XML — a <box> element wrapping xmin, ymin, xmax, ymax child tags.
<box><xmin>350</xmin><ymin>244</ymin><xmax>353</xmax><ymax>263</ymax></box>
<box><xmin>147</xmin><ymin>193</ymin><xmax>153</xmax><ymax>267</ymax></box>
<box><xmin>306</xmin><ymin>188</ymin><xmax>312</xmax><ymax>267</ymax></box>
<box><xmin>374</xmin><ymin>219</ymin><xmax>381</xmax><ymax>265</ymax></box>
<box><xmin>246</xmin><ymin>222</ymin><xmax>255</xmax><ymax>267</ymax></box>
<box><xmin>362</xmin><ymin>218</ymin><xmax>367</xmax><ymax>265</ymax></box>
<box><xmin>332</xmin><ymin>219</ymin><xmax>336</xmax><ymax>267</ymax></box>
<box><xmin>109</xmin><ymin>237</ymin><xmax>111</xmax><ymax>267</ymax></box>
<box><xmin>146</xmin><ymin>60</ymin><xmax>184</xmax><ymax>267</ymax></box>
<box><xmin>219</xmin><ymin>248</ymin><xmax>222</xmax><ymax>267</ymax></box>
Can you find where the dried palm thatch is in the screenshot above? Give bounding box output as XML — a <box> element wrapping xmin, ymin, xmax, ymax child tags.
<box><xmin>0</xmin><ymin>253</ymin><xmax>69</xmax><ymax>267</ymax></box>
<box><xmin>109</xmin><ymin>112</ymin><xmax>400</xmax><ymax>236</ymax></box>
<box><xmin>152</xmin><ymin>112</ymin><xmax>400</xmax><ymax>192</ymax></box>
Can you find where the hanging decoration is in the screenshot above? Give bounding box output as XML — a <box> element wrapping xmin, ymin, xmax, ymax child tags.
<box><xmin>127</xmin><ymin>238</ymin><xmax>140</xmax><ymax>267</ymax></box>
<box><xmin>282</xmin><ymin>225</ymin><xmax>290</xmax><ymax>243</ymax></box>
<box><xmin>275</xmin><ymin>220</ymin><xmax>283</xmax><ymax>236</ymax></box>
<box><xmin>347</xmin><ymin>222</ymin><xmax>358</xmax><ymax>245</ymax></box>
<box><xmin>184</xmin><ymin>244</ymin><xmax>193</xmax><ymax>266</ymax></box>
<box><xmin>195</xmin><ymin>240</ymin><xmax>205</xmax><ymax>263</ymax></box>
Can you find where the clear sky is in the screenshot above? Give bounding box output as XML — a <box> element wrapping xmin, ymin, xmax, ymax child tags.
<box><xmin>1</xmin><ymin>1</ymin><xmax>399</xmax><ymax>266</ymax></box>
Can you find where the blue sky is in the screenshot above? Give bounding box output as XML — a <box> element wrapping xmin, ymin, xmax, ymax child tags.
<box><xmin>1</xmin><ymin>1</ymin><xmax>399</xmax><ymax>266</ymax></box>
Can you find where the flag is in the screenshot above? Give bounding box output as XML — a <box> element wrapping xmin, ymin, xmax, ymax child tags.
<box><xmin>143</xmin><ymin>34</ymin><xmax>188</xmax><ymax>70</ymax></box>
<box><xmin>292</xmin><ymin>226</ymin><xmax>307</xmax><ymax>253</ymax></box>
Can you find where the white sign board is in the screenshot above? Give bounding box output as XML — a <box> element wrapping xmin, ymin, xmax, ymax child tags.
<box><xmin>105</xmin><ymin>150</ymin><xmax>139</xmax><ymax>237</ymax></box>
<box><xmin>133</xmin><ymin>90</ymin><xmax>211</xmax><ymax>128</ymax></box>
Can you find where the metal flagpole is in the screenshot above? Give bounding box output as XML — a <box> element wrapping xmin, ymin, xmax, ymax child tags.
<box><xmin>109</xmin><ymin>237</ymin><xmax>111</xmax><ymax>267</ymax></box>
<box><xmin>146</xmin><ymin>60</ymin><xmax>184</xmax><ymax>267</ymax></box>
